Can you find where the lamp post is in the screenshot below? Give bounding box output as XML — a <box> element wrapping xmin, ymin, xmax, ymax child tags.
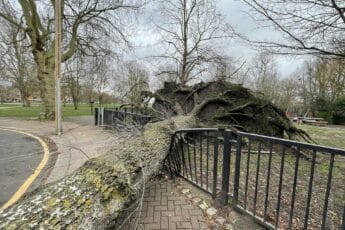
<box><xmin>55</xmin><ymin>0</ymin><xmax>62</xmax><ymax>135</ymax></box>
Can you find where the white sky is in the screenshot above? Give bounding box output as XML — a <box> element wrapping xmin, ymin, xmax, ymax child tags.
<box><xmin>128</xmin><ymin>0</ymin><xmax>306</xmax><ymax>80</ymax></box>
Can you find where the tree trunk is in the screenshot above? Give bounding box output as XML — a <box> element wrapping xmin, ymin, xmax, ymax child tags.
<box><xmin>73</xmin><ymin>99</ymin><xmax>78</xmax><ymax>110</ymax></box>
<box><xmin>36</xmin><ymin>52</ymin><xmax>55</xmax><ymax>120</ymax></box>
<box><xmin>0</xmin><ymin>116</ymin><xmax>195</xmax><ymax>229</ymax></box>
<box><xmin>99</xmin><ymin>94</ymin><xmax>103</xmax><ymax>108</ymax></box>
<box><xmin>72</xmin><ymin>91</ymin><xmax>78</xmax><ymax>110</ymax></box>
<box><xmin>21</xmin><ymin>95</ymin><xmax>31</xmax><ymax>107</ymax></box>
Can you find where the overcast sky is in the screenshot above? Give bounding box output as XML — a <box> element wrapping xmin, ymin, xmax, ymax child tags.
<box><xmin>129</xmin><ymin>0</ymin><xmax>305</xmax><ymax>80</ymax></box>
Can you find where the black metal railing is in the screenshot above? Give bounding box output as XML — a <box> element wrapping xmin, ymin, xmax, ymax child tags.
<box><xmin>167</xmin><ymin>129</ymin><xmax>345</xmax><ymax>230</ymax></box>
<box><xmin>167</xmin><ymin>128</ymin><xmax>223</xmax><ymax>197</ymax></box>
<box><xmin>95</xmin><ymin>107</ymin><xmax>156</xmax><ymax>128</ymax></box>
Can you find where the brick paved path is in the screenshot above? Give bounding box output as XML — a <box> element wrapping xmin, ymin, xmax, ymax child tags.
<box><xmin>119</xmin><ymin>179</ymin><xmax>210</xmax><ymax>230</ymax></box>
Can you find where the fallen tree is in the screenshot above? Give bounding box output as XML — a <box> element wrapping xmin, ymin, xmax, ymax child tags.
<box><xmin>0</xmin><ymin>81</ymin><xmax>308</xmax><ymax>229</ymax></box>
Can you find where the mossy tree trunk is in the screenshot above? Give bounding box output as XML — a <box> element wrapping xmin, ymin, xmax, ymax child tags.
<box><xmin>35</xmin><ymin>50</ymin><xmax>56</xmax><ymax>119</ymax></box>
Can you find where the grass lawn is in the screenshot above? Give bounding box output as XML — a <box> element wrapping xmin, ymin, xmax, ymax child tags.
<box><xmin>0</xmin><ymin>103</ymin><xmax>24</xmax><ymax>107</ymax></box>
<box><xmin>297</xmin><ymin>124</ymin><xmax>345</xmax><ymax>149</ymax></box>
<box><xmin>0</xmin><ymin>103</ymin><xmax>115</xmax><ymax>117</ymax></box>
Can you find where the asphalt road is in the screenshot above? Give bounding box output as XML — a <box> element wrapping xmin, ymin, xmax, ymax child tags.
<box><xmin>0</xmin><ymin>129</ymin><xmax>43</xmax><ymax>207</ymax></box>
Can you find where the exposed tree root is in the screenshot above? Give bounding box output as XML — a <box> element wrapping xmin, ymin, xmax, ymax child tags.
<box><xmin>145</xmin><ymin>81</ymin><xmax>312</xmax><ymax>141</ymax></box>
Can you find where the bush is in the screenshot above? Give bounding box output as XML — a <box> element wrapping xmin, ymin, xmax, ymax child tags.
<box><xmin>312</xmin><ymin>96</ymin><xmax>345</xmax><ymax>125</ymax></box>
<box><xmin>332</xmin><ymin>97</ymin><xmax>345</xmax><ymax>125</ymax></box>
<box><xmin>312</xmin><ymin>97</ymin><xmax>333</xmax><ymax>122</ymax></box>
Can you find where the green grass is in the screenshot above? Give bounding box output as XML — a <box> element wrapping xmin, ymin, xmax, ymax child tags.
<box><xmin>0</xmin><ymin>103</ymin><xmax>24</xmax><ymax>107</ymax></box>
<box><xmin>0</xmin><ymin>103</ymin><xmax>115</xmax><ymax>117</ymax></box>
<box><xmin>297</xmin><ymin>124</ymin><xmax>345</xmax><ymax>149</ymax></box>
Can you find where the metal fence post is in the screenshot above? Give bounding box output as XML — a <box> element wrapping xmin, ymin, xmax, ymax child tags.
<box><xmin>94</xmin><ymin>108</ymin><xmax>98</xmax><ymax>125</ymax></box>
<box><xmin>212</xmin><ymin>131</ymin><xmax>219</xmax><ymax>199</ymax></box>
<box><xmin>233</xmin><ymin>134</ymin><xmax>242</xmax><ymax>206</ymax></box>
<box><xmin>101</xmin><ymin>107</ymin><xmax>104</xmax><ymax>126</ymax></box>
<box><xmin>97</xmin><ymin>107</ymin><xmax>101</xmax><ymax>126</ymax></box>
<box><xmin>220</xmin><ymin>130</ymin><xmax>231</xmax><ymax>205</ymax></box>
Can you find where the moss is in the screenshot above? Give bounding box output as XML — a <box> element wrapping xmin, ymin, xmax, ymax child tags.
<box><xmin>85</xmin><ymin>199</ymin><xmax>92</xmax><ymax>207</ymax></box>
<box><xmin>5</xmin><ymin>223</ymin><xmax>18</xmax><ymax>230</ymax></box>
<box><xmin>45</xmin><ymin>197</ymin><xmax>59</xmax><ymax>209</ymax></box>
<box><xmin>63</xmin><ymin>200</ymin><xmax>72</xmax><ymax>209</ymax></box>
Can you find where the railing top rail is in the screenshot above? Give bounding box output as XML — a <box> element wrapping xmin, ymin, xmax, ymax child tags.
<box><xmin>103</xmin><ymin>108</ymin><xmax>152</xmax><ymax>117</ymax></box>
<box><xmin>173</xmin><ymin>128</ymin><xmax>345</xmax><ymax>155</ymax></box>
<box><xmin>175</xmin><ymin>128</ymin><xmax>220</xmax><ymax>133</ymax></box>
<box><xmin>238</xmin><ymin>131</ymin><xmax>345</xmax><ymax>156</ymax></box>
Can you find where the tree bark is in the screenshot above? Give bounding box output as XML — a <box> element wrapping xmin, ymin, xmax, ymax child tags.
<box><xmin>36</xmin><ymin>52</ymin><xmax>55</xmax><ymax>119</ymax></box>
<box><xmin>21</xmin><ymin>95</ymin><xmax>31</xmax><ymax>107</ymax></box>
<box><xmin>0</xmin><ymin>116</ymin><xmax>195</xmax><ymax>229</ymax></box>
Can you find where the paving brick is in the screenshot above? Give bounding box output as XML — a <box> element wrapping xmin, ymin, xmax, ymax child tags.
<box><xmin>168</xmin><ymin>200</ymin><xmax>174</xmax><ymax>211</ymax></box>
<box><xmin>154</xmin><ymin>211</ymin><xmax>161</xmax><ymax>223</ymax></box>
<box><xmin>177</xmin><ymin>221</ymin><xmax>192</xmax><ymax>228</ymax></box>
<box><xmin>188</xmin><ymin>209</ymin><xmax>203</xmax><ymax>216</ymax></box>
<box><xmin>146</xmin><ymin>206</ymin><xmax>154</xmax><ymax>217</ymax></box>
<box><xmin>167</xmin><ymin>196</ymin><xmax>180</xmax><ymax>201</ymax></box>
<box><xmin>162</xmin><ymin>211</ymin><xmax>175</xmax><ymax>217</ymax></box>
<box><xmin>160</xmin><ymin>196</ymin><xmax>168</xmax><ymax>205</ymax></box>
<box><xmin>155</xmin><ymin>205</ymin><xmax>167</xmax><ymax>211</ymax></box>
<box><xmin>174</xmin><ymin>199</ymin><xmax>185</xmax><ymax>205</ymax></box>
<box><xmin>169</xmin><ymin>222</ymin><xmax>177</xmax><ymax>230</ymax></box>
<box><xmin>161</xmin><ymin>192</ymin><xmax>172</xmax><ymax>197</ymax></box>
<box><xmin>170</xmin><ymin>215</ymin><xmax>191</xmax><ymax>222</ymax></box>
<box><xmin>161</xmin><ymin>216</ymin><xmax>169</xmax><ymax>229</ymax></box>
<box><xmin>139</xmin><ymin>216</ymin><xmax>154</xmax><ymax>224</ymax></box>
<box><xmin>174</xmin><ymin>205</ymin><xmax>182</xmax><ymax>216</ymax></box>
<box><xmin>181</xmin><ymin>204</ymin><xmax>193</xmax><ymax>210</ymax></box>
<box><xmin>147</xmin><ymin>201</ymin><xmax>161</xmax><ymax>206</ymax></box>
<box><xmin>144</xmin><ymin>223</ymin><xmax>160</xmax><ymax>229</ymax></box>
<box><xmin>190</xmin><ymin>216</ymin><xmax>200</xmax><ymax>229</ymax></box>
<box><xmin>143</xmin><ymin>196</ymin><xmax>155</xmax><ymax>202</ymax></box>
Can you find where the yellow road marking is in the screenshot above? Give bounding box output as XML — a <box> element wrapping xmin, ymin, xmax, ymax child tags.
<box><xmin>0</xmin><ymin>127</ymin><xmax>49</xmax><ymax>210</ymax></box>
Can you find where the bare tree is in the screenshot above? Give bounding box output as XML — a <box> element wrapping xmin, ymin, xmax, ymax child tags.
<box><xmin>92</xmin><ymin>56</ymin><xmax>111</xmax><ymax>107</ymax></box>
<box><xmin>0</xmin><ymin>22</ymin><xmax>37</xmax><ymax>107</ymax></box>
<box><xmin>278</xmin><ymin>77</ymin><xmax>299</xmax><ymax>112</ymax></box>
<box><xmin>299</xmin><ymin>57</ymin><xmax>345</xmax><ymax>102</ymax></box>
<box><xmin>154</xmin><ymin>63</ymin><xmax>180</xmax><ymax>85</ymax></box>
<box><xmin>249</xmin><ymin>52</ymin><xmax>280</xmax><ymax>103</ymax></box>
<box><xmin>114</xmin><ymin>61</ymin><xmax>149</xmax><ymax>105</ymax></box>
<box><xmin>82</xmin><ymin>72</ymin><xmax>96</xmax><ymax>112</ymax></box>
<box><xmin>0</xmin><ymin>0</ymin><xmax>143</xmax><ymax>118</ymax></box>
<box><xmin>156</xmin><ymin>0</ymin><xmax>234</xmax><ymax>85</ymax></box>
<box><xmin>209</xmin><ymin>55</ymin><xmax>247</xmax><ymax>84</ymax></box>
<box><xmin>63</xmin><ymin>52</ymin><xmax>88</xmax><ymax>110</ymax></box>
<box><xmin>241</xmin><ymin>0</ymin><xmax>345</xmax><ymax>58</ymax></box>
